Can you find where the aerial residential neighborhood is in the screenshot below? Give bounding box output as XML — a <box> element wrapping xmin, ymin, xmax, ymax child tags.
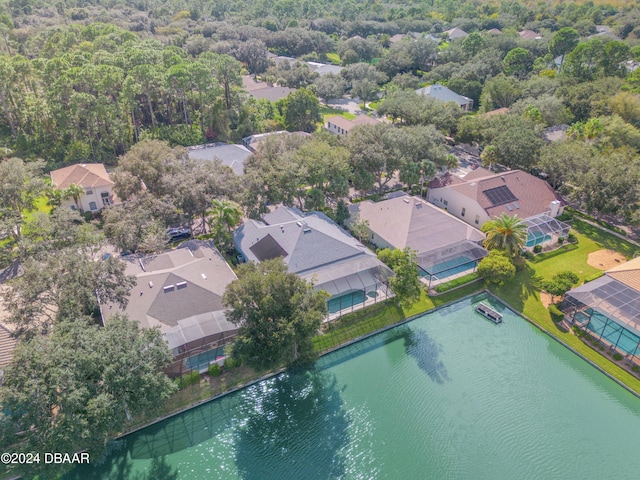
<box><xmin>1</xmin><ymin>0</ymin><xmax>640</xmax><ymax>478</ymax></box>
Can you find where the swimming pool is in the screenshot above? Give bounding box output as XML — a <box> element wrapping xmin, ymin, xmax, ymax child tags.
<box><xmin>526</xmin><ymin>232</ymin><xmax>551</xmax><ymax>247</ymax></box>
<box><xmin>583</xmin><ymin>310</ymin><xmax>640</xmax><ymax>356</ymax></box>
<box><xmin>327</xmin><ymin>290</ymin><xmax>366</xmax><ymax>314</ymax></box>
<box><xmin>421</xmin><ymin>255</ymin><xmax>476</xmax><ymax>281</ymax></box>
<box><xmin>65</xmin><ymin>293</ymin><xmax>640</xmax><ymax>480</ymax></box>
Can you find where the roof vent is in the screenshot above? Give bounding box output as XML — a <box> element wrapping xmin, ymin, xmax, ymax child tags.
<box><xmin>470</xmin><ymin>182</ymin><xmax>476</xmax><ymax>186</ymax></box>
<box><xmin>163</xmin><ymin>285</ymin><xmax>175</xmax><ymax>293</ymax></box>
<box><xmin>501</xmin><ymin>176</ymin><xmax>506</xmax><ymax>182</ymax></box>
<box><xmin>201</xmin><ymin>273</ymin><xmax>207</xmax><ymax>279</ymax></box>
<box><xmin>303</xmin><ymin>227</ymin><xmax>312</xmax><ymax>233</ymax></box>
<box><xmin>296</xmin><ymin>221</ymin><xmax>303</xmax><ymax>227</ymax></box>
<box><xmin>176</xmin><ymin>281</ymin><xmax>187</xmax><ymax>289</ymax></box>
<box><xmin>403</xmin><ymin>198</ymin><xmax>410</xmax><ymax>203</ymax></box>
<box><xmin>148</xmin><ymin>281</ymin><xmax>154</xmax><ymax>288</ymax></box>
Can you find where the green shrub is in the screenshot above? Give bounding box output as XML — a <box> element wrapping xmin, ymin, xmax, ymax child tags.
<box><xmin>548</xmin><ymin>304</ymin><xmax>564</xmax><ymax>322</ymax></box>
<box><xmin>567</xmin><ymin>233</ymin><xmax>577</xmax><ymax>243</ymax></box>
<box><xmin>522</xmin><ymin>251</ymin><xmax>534</xmax><ymax>260</ymax></box>
<box><xmin>533</xmin><ymin>245</ymin><xmax>542</xmax><ymax>254</ymax></box>
<box><xmin>224</xmin><ymin>357</ymin><xmax>238</xmax><ymax>370</ymax></box>
<box><xmin>556</xmin><ymin>212</ymin><xmax>573</xmax><ymax>222</ymax></box>
<box><xmin>177</xmin><ymin>371</ymin><xmax>200</xmax><ymax>389</ymax></box>
<box><xmin>613</xmin><ymin>353</ymin><xmax>623</xmax><ymax>361</ymax></box>
<box><xmin>632</xmin><ymin>365</ymin><xmax>639</xmax><ymax>373</ymax></box>
<box><xmin>557</xmin><ymin>237</ymin><xmax>565</xmax><ymax>245</ymax></box>
<box><xmin>433</xmin><ymin>272</ymin><xmax>479</xmax><ymax>293</ymax></box>
<box><xmin>208</xmin><ymin>363</ymin><xmax>222</xmax><ymax>377</ymax></box>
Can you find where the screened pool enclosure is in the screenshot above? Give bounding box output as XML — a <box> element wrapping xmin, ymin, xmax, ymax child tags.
<box><xmin>418</xmin><ymin>240</ymin><xmax>488</xmax><ymax>287</ymax></box>
<box><xmin>562</xmin><ymin>276</ymin><xmax>640</xmax><ymax>359</ymax></box>
<box><xmin>311</xmin><ymin>258</ymin><xmax>393</xmax><ymax>318</ymax></box>
<box><xmin>524</xmin><ymin>214</ymin><xmax>570</xmax><ymax>249</ymax></box>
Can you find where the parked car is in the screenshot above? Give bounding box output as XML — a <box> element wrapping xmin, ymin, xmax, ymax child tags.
<box><xmin>167</xmin><ymin>227</ymin><xmax>191</xmax><ymax>241</ymax></box>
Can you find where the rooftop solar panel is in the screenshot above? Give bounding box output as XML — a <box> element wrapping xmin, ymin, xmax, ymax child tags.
<box><xmin>483</xmin><ymin>185</ymin><xmax>518</xmax><ymax>206</ymax></box>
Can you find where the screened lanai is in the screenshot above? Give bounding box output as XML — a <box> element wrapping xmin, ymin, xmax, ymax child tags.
<box><xmin>524</xmin><ymin>213</ymin><xmax>570</xmax><ymax>248</ymax></box>
<box><xmin>563</xmin><ymin>276</ymin><xmax>640</xmax><ymax>358</ymax></box>
<box><xmin>417</xmin><ymin>240</ymin><xmax>488</xmax><ymax>287</ymax></box>
<box><xmin>310</xmin><ymin>257</ymin><xmax>393</xmax><ymax>317</ymax></box>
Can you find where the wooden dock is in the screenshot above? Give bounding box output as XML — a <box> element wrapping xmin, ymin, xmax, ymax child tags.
<box><xmin>475</xmin><ymin>303</ymin><xmax>503</xmax><ymax>324</ymax></box>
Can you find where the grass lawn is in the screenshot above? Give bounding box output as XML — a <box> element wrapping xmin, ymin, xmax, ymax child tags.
<box><xmin>488</xmin><ymin>222</ymin><xmax>640</xmax><ymax>394</ymax></box>
<box><xmin>319</xmin><ymin>105</ymin><xmax>356</xmax><ymax>123</ymax></box>
<box><xmin>22</xmin><ymin>195</ymin><xmax>52</xmax><ymax>222</ymax></box>
<box><xmin>314</xmin><ymin>283</ymin><xmax>483</xmax><ymax>353</ymax></box>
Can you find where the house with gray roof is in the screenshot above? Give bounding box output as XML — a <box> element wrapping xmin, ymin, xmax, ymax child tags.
<box><xmin>350</xmin><ymin>193</ymin><xmax>487</xmax><ymax>287</ymax></box>
<box><xmin>307</xmin><ymin>62</ymin><xmax>344</xmax><ymax>76</ymax></box>
<box><xmin>234</xmin><ymin>207</ymin><xmax>394</xmax><ymax>317</ymax></box>
<box><xmin>242</xmin><ymin>75</ymin><xmax>295</xmax><ymax>102</ymax></box>
<box><xmin>242</xmin><ymin>131</ymin><xmax>311</xmax><ymax>152</ymax></box>
<box><xmin>188</xmin><ymin>143</ymin><xmax>253</xmax><ymax>175</ymax></box>
<box><xmin>416</xmin><ymin>84</ymin><xmax>473</xmax><ymax>111</ymax></box>
<box><xmin>101</xmin><ymin>240</ymin><xmax>238</xmax><ymax>376</ymax></box>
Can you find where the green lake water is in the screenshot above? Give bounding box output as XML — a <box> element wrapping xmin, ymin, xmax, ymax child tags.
<box><xmin>66</xmin><ymin>293</ymin><xmax>640</xmax><ymax>480</ymax></box>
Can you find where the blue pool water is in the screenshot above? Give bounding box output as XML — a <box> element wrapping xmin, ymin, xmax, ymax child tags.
<box><xmin>185</xmin><ymin>346</ymin><xmax>227</xmax><ymax>372</ymax></box>
<box><xmin>526</xmin><ymin>233</ymin><xmax>551</xmax><ymax>247</ymax></box>
<box><xmin>327</xmin><ymin>290</ymin><xmax>366</xmax><ymax>314</ymax></box>
<box><xmin>584</xmin><ymin>310</ymin><xmax>640</xmax><ymax>355</ymax></box>
<box><xmin>422</xmin><ymin>255</ymin><xmax>475</xmax><ymax>280</ymax></box>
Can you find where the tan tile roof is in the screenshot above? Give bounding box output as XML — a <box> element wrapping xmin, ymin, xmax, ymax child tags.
<box><xmin>445</xmin><ymin>170</ymin><xmax>563</xmax><ymax>219</ymax></box>
<box><xmin>607</xmin><ymin>257</ymin><xmax>640</xmax><ymax>292</ymax></box>
<box><xmin>50</xmin><ymin>163</ymin><xmax>113</xmax><ymax>190</ymax></box>
<box><xmin>352</xmin><ymin>114</ymin><xmax>380</xmax><ymax>126</ymax></box>
<box><xmin>326</xmin><ymin>115</ymin><xmax>354</xmax><ymax>131</ymax></box>
<box><xmin>519</xmin><ymin>30</ymin><xmax>541</xmax><ymax>39</ymax></box>
<box><xmin>326</xmin><ymin>114</ymin><xmax>380</xmax><ymax>133</ymax></box>
<box><xmin>427</xmin><ymin>171</ymin><xmax>465</xmax><ymax>189</ymax></box>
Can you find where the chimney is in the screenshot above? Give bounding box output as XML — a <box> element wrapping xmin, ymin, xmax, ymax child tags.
<box><xmin>549</xmin><ymin>200</ymin><xmax>561</xmax><ymax>217</ymax></box>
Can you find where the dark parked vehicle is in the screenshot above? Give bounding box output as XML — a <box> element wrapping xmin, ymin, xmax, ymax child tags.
<box><xmin>167</xmin><ymin>227</ymin><xmax>191</xmax><ymax>241</ymax></box>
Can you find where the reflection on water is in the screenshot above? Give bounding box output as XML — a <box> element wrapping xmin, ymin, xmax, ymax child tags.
<box><xmin>403</xmin><ymin>328</ymin><xmax>451</xmax><ymax>384</ymax></box>
<box><xmin>65</xmin><ymin>368</ymin><xmax>351</xmax><ymax>480</ymax></box>
<box><xmin>234</xmin><ymin>367</ymin><xmax>349</xmax><ymax>480</ymax></box>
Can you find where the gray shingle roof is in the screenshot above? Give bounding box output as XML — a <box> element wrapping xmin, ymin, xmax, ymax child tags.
<box><xmin>250</xmin><ymin>233</ymin><xmax>288</xmax><ymax>261</ymax></box>
<box><xmin>101</xmin><ymin>241</ymin><xmax>237</xmax><ymax>350</ymax></box>
<box><xmin>416</xmin><ymin>84</ymin><xmax>473</xmax><ymax>107</ymax></box>
<box><xmin>234</xmin><ymin>207</ymin><xmax>393</xmax><ymax>292</ymax></box>
<box><xmin>188</xmin><ymin>144</ymin><xmax>252</xmax><ymax>175</ymax></box>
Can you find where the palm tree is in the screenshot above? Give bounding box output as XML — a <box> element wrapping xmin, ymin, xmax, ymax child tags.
<box><xmin>45</xmin><ymin>187</ymin><xmax>63</xmax><ymax>209</ymax></box>
<box><xmin>481</xmin><ymin>213</ymin><xmax>528</xmax><ymax>257</ymax></box>
<box><xmin>210</xmin><ymin>199</ymin><xmax>242</xmax><ymax>232</ymax></box>
<box><xmin>64</xmin><ymin>183</ymin><xmax>85</xmax><ymax>213</ymax></box>
<box><xmin>419</xmin><ymin>160</ymin><xmax>438</xmax><ymax>198</ymax></box>
<box><xmin>209</xmin><ymin>199</ymin><xmax>243</xmax><ymax>252</ymax></box>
